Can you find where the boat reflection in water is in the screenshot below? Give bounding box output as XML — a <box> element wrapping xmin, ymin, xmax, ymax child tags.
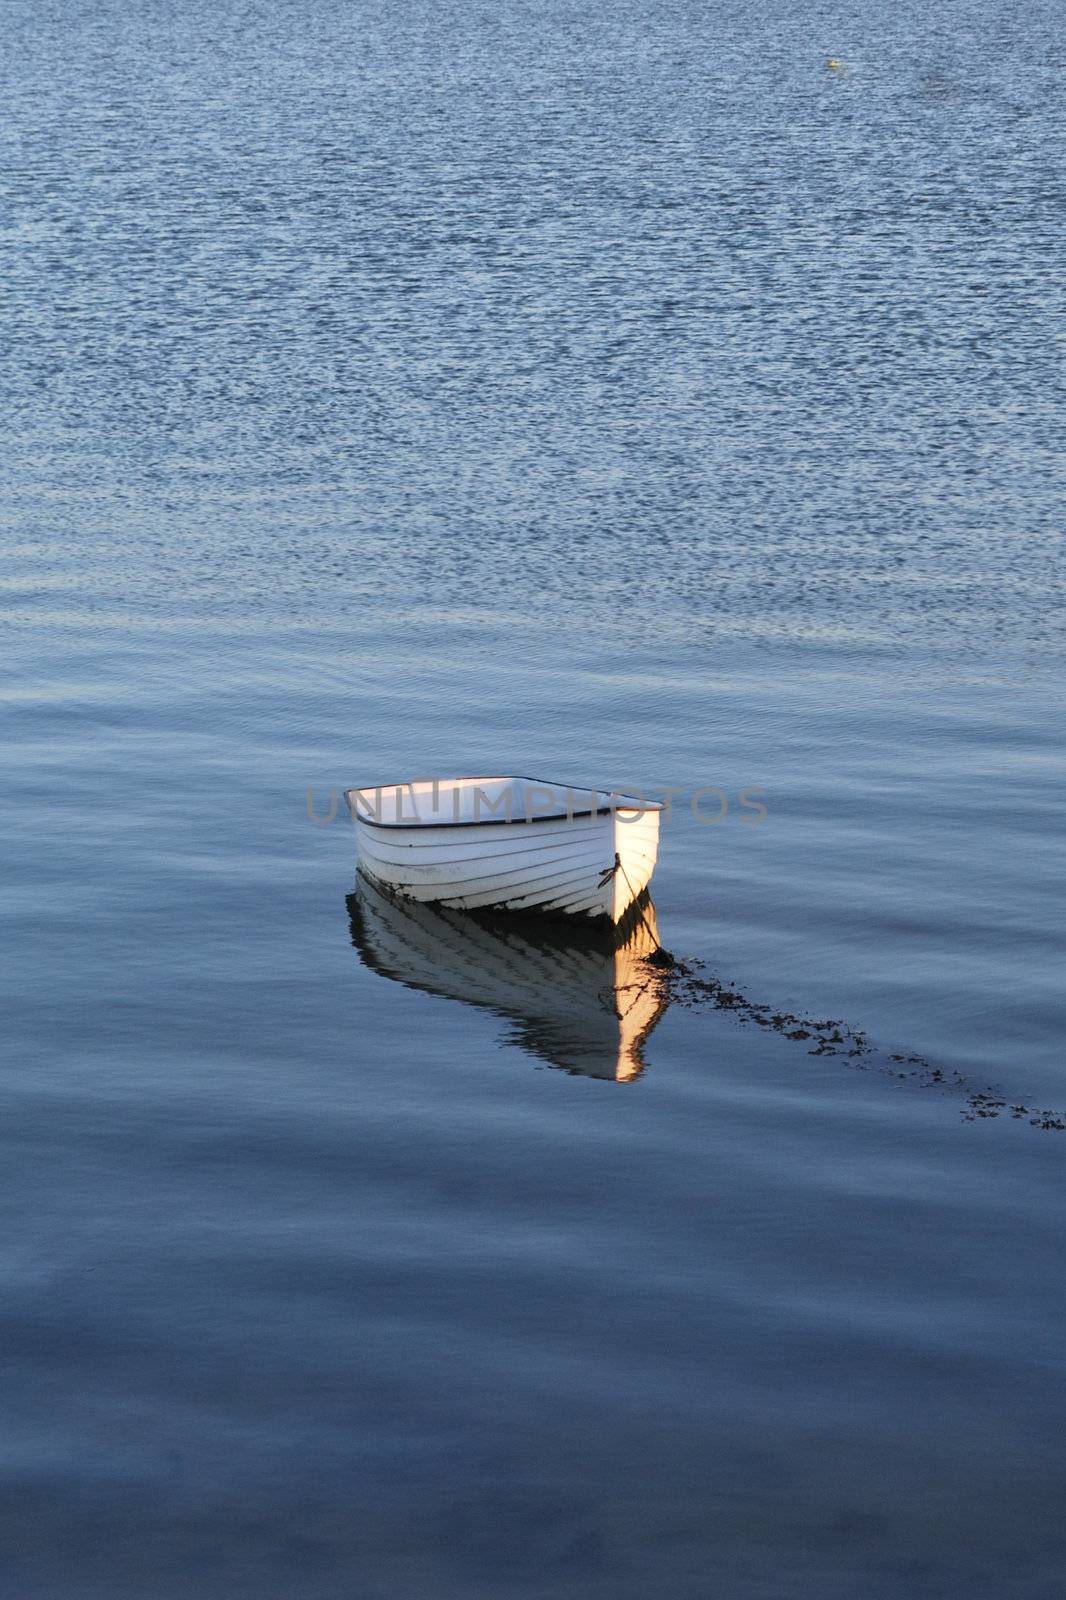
<box><xmin>346</xmin><ymin>873</ymin><xmax>670</xmax><ymax>1082</ymax></box>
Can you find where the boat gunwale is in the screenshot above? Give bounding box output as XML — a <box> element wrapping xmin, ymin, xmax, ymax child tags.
<box><xmin>344</xmin><ymin>774</ymin><xmax>665</xmax><ymax>830</ymax></box>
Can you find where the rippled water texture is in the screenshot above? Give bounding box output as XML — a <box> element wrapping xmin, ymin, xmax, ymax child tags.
<box><xmin>2</xmin><ymin>1</ymin><xmax>1065</xmax><ymax>1595</ymax></box>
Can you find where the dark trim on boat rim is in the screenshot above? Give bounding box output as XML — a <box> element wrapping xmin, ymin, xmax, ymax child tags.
<box><xmin>343</xmin><ymin>774</ymin><xmax>664</xmax><ymax>829</ymax></box>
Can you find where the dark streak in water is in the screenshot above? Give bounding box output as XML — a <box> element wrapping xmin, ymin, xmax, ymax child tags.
<box><xmin>648</xmin><ymin>956</ymin><xmax>1066</xmax><ymax>1131</ymax></box>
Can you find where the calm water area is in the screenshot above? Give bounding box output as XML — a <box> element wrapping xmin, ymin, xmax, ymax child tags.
<box><xmin>3</xmin><ymin>2</ymin><xmax>1065</xmax><ymax>1594</ymax></box>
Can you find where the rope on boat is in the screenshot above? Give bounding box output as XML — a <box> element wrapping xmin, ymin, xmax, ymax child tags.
<box><xmin>598</xmin><ymin>854</ymin><xmax>675</xmax><ymax>969</ymax></box>
<box><xmin>597</xmin><ymin>854</ymin><xmax>622</xmax><ymax>888</ymax></box>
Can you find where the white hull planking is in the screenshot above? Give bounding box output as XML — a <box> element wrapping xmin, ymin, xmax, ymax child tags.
<box><xmin>353</xmin><ymin>808</ymin><xmax>660</xmax><ymax>922</ymax></box>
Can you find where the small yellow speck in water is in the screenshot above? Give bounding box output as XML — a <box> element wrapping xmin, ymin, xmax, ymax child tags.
<box><xmin>826</xmin><ymin>58</ymin><xmax>844</xmax><ymax>70</ymax></box>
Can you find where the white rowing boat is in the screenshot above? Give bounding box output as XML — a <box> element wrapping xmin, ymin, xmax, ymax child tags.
<box><xmin>347</xmin><ymin>873</ymin><xmax>668</xmax><ymax>1080</ymax></box>
<box><xmin>343</xmin><ymin>775</ymin><xmax>662</xmax><ymax>923</ymax></box>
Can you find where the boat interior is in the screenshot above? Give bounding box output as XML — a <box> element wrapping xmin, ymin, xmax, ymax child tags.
<box><xmin>345</xmin><ymin>776</ymin><xmax>659</xmax><ymax>827</ymax></box>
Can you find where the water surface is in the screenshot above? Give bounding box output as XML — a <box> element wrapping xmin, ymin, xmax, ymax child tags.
<box><xmin>2</xmin><ymin>1</ymin><xmax>1065</xmax><ymax>1595</ymax></box>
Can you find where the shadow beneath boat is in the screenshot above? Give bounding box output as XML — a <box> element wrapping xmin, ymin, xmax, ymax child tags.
<box><xmin>346</xmin><ymin>873</ymin><xmax>670</xmax><ymax>1082</ymax></box>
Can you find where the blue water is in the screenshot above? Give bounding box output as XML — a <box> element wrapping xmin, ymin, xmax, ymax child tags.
<box><xmin>3</xmin><ymin>2</ymin><xmax>1065</xmax><ymax>1594</ymax></box>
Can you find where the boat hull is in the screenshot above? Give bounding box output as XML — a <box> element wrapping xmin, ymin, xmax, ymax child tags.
<box><xmin>352</xmin><ymin>807</ymin><xmax>660</xmax><ymax>923</ymax></box>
